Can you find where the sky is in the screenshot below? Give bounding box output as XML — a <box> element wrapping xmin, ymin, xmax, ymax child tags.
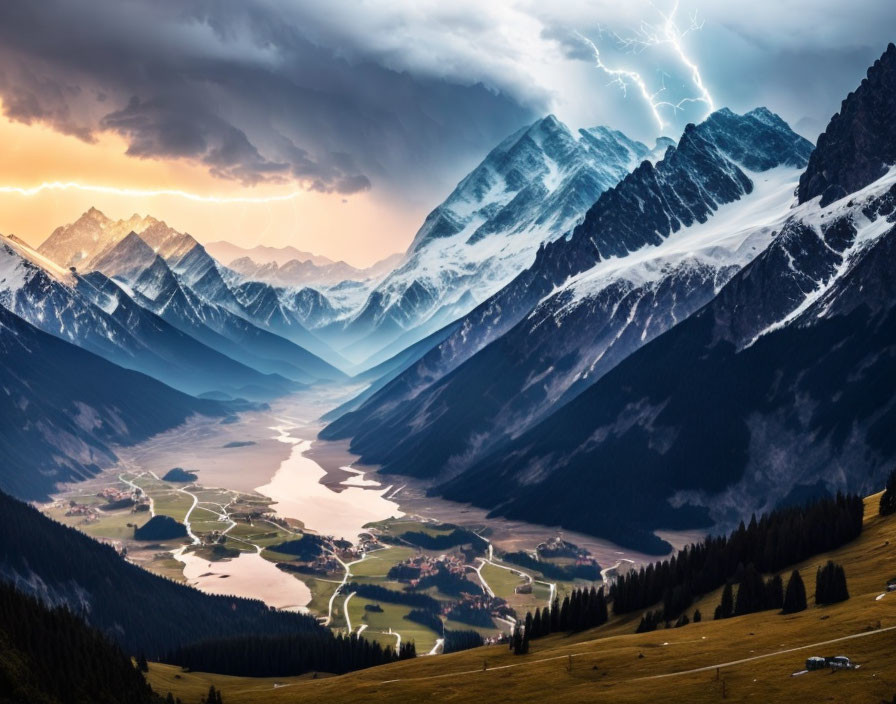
<box><xmin>0</xmin><ymin>0</ymin><xmax>893</xmax><ymax>267</ymax></box>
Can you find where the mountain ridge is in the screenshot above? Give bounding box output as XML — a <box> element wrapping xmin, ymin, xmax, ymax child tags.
<box><xmin>321</xmin><ymin>108</ymin><xmax>814</xmax><ymax>494</ymax></box>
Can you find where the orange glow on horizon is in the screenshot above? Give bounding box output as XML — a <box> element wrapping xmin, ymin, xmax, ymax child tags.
<box><xmin>0</xmin><ymin>108</ymin><xmax>420</xmax><ymax>267</ymax></box>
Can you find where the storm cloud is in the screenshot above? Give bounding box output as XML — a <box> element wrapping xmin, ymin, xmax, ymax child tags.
<box><xmin>1</xmin><ymin>0</ymin><xmax>894</xmax><ymax>203</ymax></box>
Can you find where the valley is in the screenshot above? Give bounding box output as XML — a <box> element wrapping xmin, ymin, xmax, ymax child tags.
<box><xmin>43</xmin><ymin>387</ymin><xmax>654</xmax><ymax>654</ymax></box>
<box><xmin>146</xmin><ymin>491</ymin><xmax>896</xmax><ymax>703</ymax></box>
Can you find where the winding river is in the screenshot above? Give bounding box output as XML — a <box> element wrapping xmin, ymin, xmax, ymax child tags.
<box><xmin>171</xmin><ymin>419</ymin><xmax>402</xmax><ymax>610</ymax></box>
<box><xmin>256</xmin><ymin>422</ymin><xmax>404</xmax><ymax>541</ymax></box>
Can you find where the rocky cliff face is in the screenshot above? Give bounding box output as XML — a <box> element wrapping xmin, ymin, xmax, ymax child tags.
<box><xmin>798</xmin><ymin>43</ymin><xmax>896</xmax><ymax>205</ymax></box>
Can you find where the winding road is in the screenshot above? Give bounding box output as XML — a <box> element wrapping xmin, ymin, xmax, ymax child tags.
<box><xmin>343</xmin><ymin>592</ymin><xmax>358</xmax><ymax>633</ymax></box>
<box><xmin>474</xmin><ymin>542</ymin><xmax>557</xmax><ymax>609</ymax></box>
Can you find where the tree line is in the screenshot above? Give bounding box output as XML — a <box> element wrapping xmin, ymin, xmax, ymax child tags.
<box><xmin>714</xmin><ymin>558</ymin><xmax>850</xmax><ymax>620</ymax></box>
<box><xmin>405</xmin><ymin>608</ymin><xmax>442</xmax><ymax>633</ymax></box>
<box><xmin>389</xmin><ymin>527</ymin><xmax>488</xmax><ymax>552</ymax></box>
<box><xmin>516</xmin><ymin>586</ymin><xmax>610</xmax><ymax>646</ymax></box>
<box><xmin>0</xmin><ymin>580</ymin><xmax>158</xmax><ymax>704</ymax></box>
<box><xmin>610</xmin><ymin>493</ymin><xmax>863</xmax><ymax>622</ymax></box>
<box><xmin>510</xmin><ymin>494</ymin><xmax>863</xmax><ymax>643</ymax></box>
<box><xmin>164</xmin><ymin>632</ymin><xmax>405</xmax><ymax>678</ymax></box>
<box><xmin>443</xmin><ymin>629</ymin><xmax>484</xmax><ymax>654</ymax></box>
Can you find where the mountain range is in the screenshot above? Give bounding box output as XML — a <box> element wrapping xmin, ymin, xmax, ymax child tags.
<box><xmin>323</xmin><ymin>46</ymin><xmax>896</xmax><ymax>552</ymax></box>
<box><xmin>226</xmin><ymin>251</ymin><xmax>403</xmax><ymax>288</ymax></box>
<box><xmin>322</xmin><ymin>109</ymin><xmax>814</xmax><ymax>506</ymax></box>
<box><xmin>316</xmin><ymin>116</ymin><xmax>674</xmax><ymax>366</ymax></box>
<box><xmin>2</xmin><ymin>44</ymin><xmax>895</xmax><ymax>555</ymax></box>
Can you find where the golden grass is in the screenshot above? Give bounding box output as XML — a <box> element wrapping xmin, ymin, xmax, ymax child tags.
<box><xmin>148</xmin><ymin>493</ymin><xmax>896</xmax><ymax>703</ymax></box>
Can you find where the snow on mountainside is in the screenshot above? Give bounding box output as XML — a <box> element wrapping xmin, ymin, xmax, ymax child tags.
<box><xmin>37</xmin><ymin>209</ymin><xmax>348</xmax><ymax>370</ymax></box>
<box><xmin>227</xmin><ymin>252</ymin><xmax>403</xmax><ymax>289</ymax></box>
<box><xmin>89</xmin><ymin>231</ymin><xmax>158</xmax><ymax>281</ymax></box>
<box><xmin>430</xmin><ymin>45</ymin><xmax>896</xmax><ymax>552</ymax></box>
<box><xmin>443</xmin><ymin>168</ymin><xmax>896</xmax><ymax>553</ymax></box>
<box><xmin>322</xmin><ymin>108</ymin><xmax>814</xmax><ymax>481</ymax></box>
<box><xmin>124</xmin><ymin>252</ymin><xmax>345</xmax><ymax>383</ymax></box>
<box><xmin>321</xmin><ymin>115</ymin><xmax>668</xmax><ymax>364</ymax></box>
<box><xmin>0</xmin><ymin>234</ymin><xmax>300</xmax><ymax>400</ymax></box>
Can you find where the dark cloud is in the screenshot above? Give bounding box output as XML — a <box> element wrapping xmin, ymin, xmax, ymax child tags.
<box><xmin>2</xmin><ymin>0</ymin><xmax>895</xmax><ymax>202</ymax></box>
<box><xmin>0</xmin><ymin>0</ymin><xmax>532</xmax><ymax>197</ymax></box>
<box><xmin>100</xmin><ymin>95</ymin><xmax>290</xmax><ymax>185</ymax></box>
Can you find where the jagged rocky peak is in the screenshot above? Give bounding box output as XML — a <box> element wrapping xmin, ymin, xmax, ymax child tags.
<box><xmin>684</xmin><ymin>107</ymin><xmax>814</xmax><ymax>170</ymax></box>
<box><xmin>408</xmin><ymin>114</ymin><xmax>649</xmax><ymax>250</ymax></box>
<box><xmin>542</xmin><ymin>107</ymin><xmax>812</xmax><ymax>269</ymax></box>
<box><xmin>90</xmin><ymin>230</ymin><xmax>158</xmax><ymax>281</ymax></box>
<box><xmin>83</xmin><ymin>205</ymin><xmax>111</xmax><ymax>223</ymax></box>
<box><xmin>39</xmin><ymin>207</ymin><xmax>161</xmax><ymax>269</ymax></box>
<box><xmin>798</xmin><ymin>43</ymin><xmax>896</xmax><ymax>206</ymax></box>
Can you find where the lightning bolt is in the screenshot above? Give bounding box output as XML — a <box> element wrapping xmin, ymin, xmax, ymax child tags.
<box><xmin>0</xmin><ymin>181</ymin><xmax>308</xmax><ymax>204</ymax></box>
<box><xmin>580</xmin><ymin>0</ymin><xmax>715</xmax><ymax>132</ymax></box>
<box><xmin>576</xmin><ymin>32</ymin><xmax>668</xmax><ymax>130</ymax></box>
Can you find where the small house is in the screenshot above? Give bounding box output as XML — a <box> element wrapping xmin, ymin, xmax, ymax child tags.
<box><xmin>829</xmin><ymin>656</ymin><xmax>852</xmax><ymax>669</ymax></box>
<box><xmin>806</xmin><ymin>656</ymin><xmax>826</xmax><ymax>671</ymax></box>
<box><xmin>806</xmin><ymin>655</ymin><xmax>854</xmax><ymax>671</ymax></box>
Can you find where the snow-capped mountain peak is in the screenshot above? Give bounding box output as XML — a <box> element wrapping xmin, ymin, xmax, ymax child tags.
<box><xmin>38</xmin><ymin>208</ymin><xmax>159</xmax><ymax>270</ymax></box>
<box><xmin>325</xmin><ymin>114</ymin><xmax>657</xmax><ymax>365</ymax></box>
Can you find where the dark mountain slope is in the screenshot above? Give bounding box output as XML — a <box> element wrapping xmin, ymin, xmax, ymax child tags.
<box><xmin>322</xmin><ymin>109</ymin><xmax>813</xmax><ymax>480</ymax></box>
<box><xmin>798</xmin><ymin>42</ymin><xmax>896</xmax><ymax>205</ymax></box>
<box><xmin>75</xmin><ymin>272</ymin><xmax>299</xmax><ymax>399</ymax></box>
<box><xmin>130</xmin><ymin>254</ymin><xmax>339</xmax><ymax>384</ymax></box>
<box><xmin>0</xmin><ymin>490</ymin><xmax>337</xmax><ymax>658</ymax></box>
<box><xmin>0</xmin><ymin>581</ymin><xmax>157</xmax><ymax>704</ymax></box>
<box><xmin>0</xmin><ymin>304</ymin><xmax>226</xmax><ymax>499</ymax></box>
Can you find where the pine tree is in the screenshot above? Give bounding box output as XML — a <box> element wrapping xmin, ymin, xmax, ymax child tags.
<box><xmin>520</xmin><ymin>626</ymin><xmax>530</xmax><ymax>655</ymax></box>
<box><xmin>510</xmin><ymin>624</ymin><xmax>523</xmax><ymax>654</ymax></box>
<box><xmin>880</xmin><ymin>467</ymin><xmax>896</xmax><ymax>516</ymax></box>
<box><xmin>539</xmin><ymin>604</ymin><xmax>551</xmax><ymax>637</ymax></box>
<box><xmin>716</xmin><ymin>583</ymin><xmax>734</xmax><ymax>619</ymax></box>
<box><xmin>559</xmin><ymin>595</ymin><xmax>571</xmax><ymax>631</ymax></box>
<box><xmin>782</xmin><ymin>570</ymin><xmax>807</xmax><ymax>614</ymax></box>
<box><xmin>636</xmin><ymin>610</ymin><xmax>661</xmax><ymax>633</ymax></box>
<box><xmin>596</xmin><ymin>587</ymin><xmax>609</xmax><ymax>626</ymax></box>
<box><xmin>765</xmin><ymin>575</ymin><xmax>784</xmax><ymax>611</ymax></box>
<box><xmin>549</xmin><ymin>597</ymin><xmax>560</xmax><ymax>632</ymax></box>
<box><xmin>693</xmin><ymin>609</ymin><xmax>702</xmax><ymax>623</ymax></box>
<box><xmin>531</xmin><ymin>608</ymin><xmax>542</xmax><ymax>638</ymax></box>
<box><xmin>734</xmin><ymin>565</ymin><xmax>765</xmax><ymax>615</ymax></box>
<box><xmin>136</xmin><ymin>653</ymin><xmax>149</xmax><ymax>672</ymax></box>
<box><xmin>815</xmin><ymin>561</ymin><xmax>849</xmax><ymax>605</ymax></box>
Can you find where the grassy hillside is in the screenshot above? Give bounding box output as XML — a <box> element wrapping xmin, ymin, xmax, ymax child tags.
<box><xmin>149</xmin><ymin>492</ymin><xmax>896</xmax><ymax>703</ymax></box>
